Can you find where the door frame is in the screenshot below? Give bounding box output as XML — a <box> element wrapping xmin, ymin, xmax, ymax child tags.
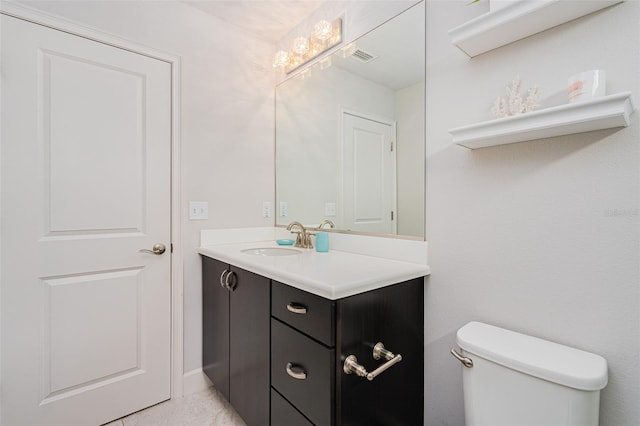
<box><xmin>0</xmin><ymin>1</ymin><xmax>185</xmax><ymax>399</ymax></box>
<box><xmin>338</xmin><ymin>106</ymin><xmax>397</xmax><ymax>235</ymax></box>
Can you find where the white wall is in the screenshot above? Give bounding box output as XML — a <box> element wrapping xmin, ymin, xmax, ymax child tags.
<box><xmin>19</xmin><ymin>0</ymin><xmax>276</xmax><ymax>377</ymax></box>
<box><xmin>425</xmin><ymin>1</ymin><xmax>639</xmax><ymax>425</ymax></box>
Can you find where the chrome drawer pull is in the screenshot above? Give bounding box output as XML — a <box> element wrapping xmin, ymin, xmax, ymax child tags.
<box><xmin>286</xmin><ymin>303</ymin><xmax>307</xmax><ymax>314</ymax></box>
<box><xmin>225</xmin><ymin>270</ymin><xmax>237</xmax><ymax>292</ymax></box>
<box><xmin>219</xmin><ymin>270</ymin><xmax>230</xmax><ymax>288</ymax></box>
<box><xmin>285</xmin><ymin>362</ymin><xmax>307</xmax><ymax>380</ymax></box>
<box><xmin>343</xmin><ymin>342</ymin><xmax>402</xmax><ymax>381</ymax></box>
<box><xmin>219</xmin><ymin>270</ymin><xmax>237</xmax><ymax>292</ymax></box>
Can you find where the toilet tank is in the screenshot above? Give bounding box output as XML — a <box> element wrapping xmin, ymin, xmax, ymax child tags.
<box><xmin>456</xmin><ymin>322</ymin><xmax>608</xmax><ymax>426</ymax></box>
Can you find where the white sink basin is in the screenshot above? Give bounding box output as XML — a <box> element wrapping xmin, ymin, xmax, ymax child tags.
<box><xmin>241</xmin><ymin>247</ymin><xmax>302</xmax><ymax>256</ymax></box>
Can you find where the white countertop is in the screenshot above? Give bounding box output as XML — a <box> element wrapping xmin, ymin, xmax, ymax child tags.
<box><xmin>198</xmin><ymin>228</ymin><xmax>430</xmax><ymax>300</ymax></box>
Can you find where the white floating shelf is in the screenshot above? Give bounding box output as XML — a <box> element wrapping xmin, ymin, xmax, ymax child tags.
<box><xmin>449</xmin><ymin>92</ymin><xmax>635</xmax><ymax>149</ymax></box>
<box><xmin>449</xmin><ymin>0</ymin><xmax>623</xmax><ymax>57</ymax></box>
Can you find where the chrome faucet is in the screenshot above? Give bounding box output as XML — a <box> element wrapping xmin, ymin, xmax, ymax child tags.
<box><xmin>318</xmin><ymin>219</ymin><xmax>335</xmax><ymax>229</ymax></box>
<box><xmin>286</xmin><ymin>221</ymin><xmax>313</xmax><ymax>249</ymax></box>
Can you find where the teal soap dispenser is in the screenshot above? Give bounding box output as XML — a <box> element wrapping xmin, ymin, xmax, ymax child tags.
<box><xmin>315</xmin><ymin>232</ymin><xmax>329</xmax><ymax>252</ymax></box>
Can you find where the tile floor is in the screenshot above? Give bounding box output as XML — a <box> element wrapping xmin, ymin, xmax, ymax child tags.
<box><xmin>105</xmin><ymin>387</ymin><xmax>246</xmax><ymax>426</ymax></box>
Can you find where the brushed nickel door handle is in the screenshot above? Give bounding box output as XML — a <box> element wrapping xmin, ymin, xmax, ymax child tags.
<box><xmin>139</xmin><ymin>243</ymin><xmax>166</xmax><ymax>255</ymax></box>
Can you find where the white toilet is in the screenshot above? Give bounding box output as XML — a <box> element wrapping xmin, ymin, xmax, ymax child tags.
<box><xmin>451</xmin><ymin>321</ymin><xmax>608</xmax><ymax>426</ymax></box>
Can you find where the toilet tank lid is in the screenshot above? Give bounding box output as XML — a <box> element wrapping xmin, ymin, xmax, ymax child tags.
<box><xmin>456</xmin><ymin>321</ymin><xmax>608</xmax><ymax>391</ymax></box>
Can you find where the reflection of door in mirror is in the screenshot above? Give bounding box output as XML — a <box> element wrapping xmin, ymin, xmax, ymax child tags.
<box><xmin>341</xmin><ymin>112</ymin><xmax>396</xmax><ymax>234</ymax></box>
<box><xmin>275</xmin><ymin>1</ymin><xmax>425</xmax><ymax>239</ymax></box>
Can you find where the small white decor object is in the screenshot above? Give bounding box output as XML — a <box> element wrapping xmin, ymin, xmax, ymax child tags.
<box><xmin>568</xmin><ymin>70</ymin><xmax>606</xmax><ymax>103</ymax></box>
<box><xmin>492</xmin><ymin>76</ymin><xmax>540</xmax><ymax>118</ymax></box>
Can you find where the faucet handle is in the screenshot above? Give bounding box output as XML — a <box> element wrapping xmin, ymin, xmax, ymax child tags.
<box><xmin>290</xmin><ymin>230</ymin><xmax>303</xmax><ymax>246</ymax></box>
<box><xmin>305</xmin><ymin>232</ymin><xmax>315</xmax><ymax>249</ymax></box>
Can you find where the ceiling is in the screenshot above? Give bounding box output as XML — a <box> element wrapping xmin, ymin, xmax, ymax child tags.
<box><xmin>332</xmin><ymin>1</ymin><xmax>424</xmax><ymax>90</ymax></box>
<box><xmin>180</xmin><ymin>0</ymin><xmax>326</xmax><ymax>44</ymax></box>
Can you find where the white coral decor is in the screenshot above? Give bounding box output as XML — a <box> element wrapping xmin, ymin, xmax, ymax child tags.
<box><xmin>492</xmin><ymin>77</ymin><xmax>540</xmax><ymax>118</ymax></box>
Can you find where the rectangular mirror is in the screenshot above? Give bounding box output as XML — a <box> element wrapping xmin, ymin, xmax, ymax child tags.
<box><xmin>275</xmin><ymin>1</ymin><xmax>425</xmax><ymax>239</ymax></box>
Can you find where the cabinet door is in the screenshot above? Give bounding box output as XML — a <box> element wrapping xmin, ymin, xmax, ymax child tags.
<box><xmin>337</xmin><ymin>278</ymin><xmax>424</xmax><ymax>425</ymax></box>
<box><xmin>202</xmin><ymin>257</ymin><xmax>230</xmax><ymax>400</ymax></box>
<box><xmin>229</xmin><ymin>267</ymin><xmax>270</xmax><ymax>426</ymax></box>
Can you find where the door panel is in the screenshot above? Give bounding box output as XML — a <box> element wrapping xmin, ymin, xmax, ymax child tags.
<box><xmin>46</xmin><ymin>269</ymin><xmax>141</xmax><ymax>394</ymax></box>
<box><xmin>1</xmin><ymin>15</ymin><xmax>171</xmax><ymax>425</ymax></box>
<box><xmin>46</xmin><ymin>50</ymin><xmax>145</xmax><ymax>233</ymax></box>
<box><xmin>342</xmin><ymin>113</ymin><xmax>396</xmax><ymax>234</ymax></box>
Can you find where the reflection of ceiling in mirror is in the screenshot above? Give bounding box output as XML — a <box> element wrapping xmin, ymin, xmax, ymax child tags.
<box><xmin>333</xmin><ymin>2</ymin><xmax>424</xmax><ymax>90</ymax></box>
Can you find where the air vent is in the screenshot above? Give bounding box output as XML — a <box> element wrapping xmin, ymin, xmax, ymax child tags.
<box><xmin>350</xmin><ymin>49</ymin><xmax>378</xmax><ymax>63</ymax></box>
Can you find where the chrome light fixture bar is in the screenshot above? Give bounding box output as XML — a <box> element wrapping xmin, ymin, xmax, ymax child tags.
<box><xmin>272</xmin><ymin>17</ymin><xmax>342</xmax><ymax>74</ymax></box>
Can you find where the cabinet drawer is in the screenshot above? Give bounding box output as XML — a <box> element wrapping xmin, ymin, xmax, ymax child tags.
<box><xmin>271</xmin><ymin>319</ymin><xmax>334</xmax><ymax>426</ymax></box>
<box><xmin>272</xmin><ymin>281</ymin><xmax>335</xmax><ymax>346</ymax></box>
<box><xmin>271</xmin><ymin>388</ymin><xmax>313</xmax><ymax>426</ymax></box>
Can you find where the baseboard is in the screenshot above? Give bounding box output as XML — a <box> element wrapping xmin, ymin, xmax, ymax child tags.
<box><xmin>183</xmin><ymin>368</ymin><xmax>213</xmax><ymax>396</ymax></box>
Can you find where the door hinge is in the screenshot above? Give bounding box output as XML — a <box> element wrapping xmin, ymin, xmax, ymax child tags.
<box><xmin>171</xmin><ymin>243</ymin><xmax>174</xmax><ymax>253</ymax></box>
<box><xmin>391</xmin><ymin>211</ymin><xmax>394</xmax><ymax>221</ymax></box>
<box><xmin>390</xmin><ymin>141</ymin><xmax>394</xmax><ymax>152</ymax></box>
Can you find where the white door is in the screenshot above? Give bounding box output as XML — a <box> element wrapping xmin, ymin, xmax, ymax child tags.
<box><xmin>1</xmin><ymin>15</ymin><xmax>172</xmax><ymax>425</ymax></box>
<box><xmin>341</xmin><ymin>112</ymin><xmax>396</xmax><ymax>234</ymax></box>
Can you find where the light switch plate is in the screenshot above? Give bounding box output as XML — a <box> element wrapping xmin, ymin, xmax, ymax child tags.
<box><xmin>279</xmin><ymin>201</ymin><xmax>288</xmax><ymax>217</ymax></box>
<box><xmin>262</xmin><ymin>201</ymin><xmax>272</xmax><ymax>218</ymax></box>
<box><xmin>189</xmin><ymin>201</ymin><xmax>208</xmax><ymax>220</ymax></box>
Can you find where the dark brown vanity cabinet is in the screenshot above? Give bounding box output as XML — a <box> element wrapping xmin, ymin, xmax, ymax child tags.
<box><xmin>202</xmin><ymin>255</ymin><xmax>424</xmax><ymax>426</ymax></box>
<box><xmin>270</xmin><ymin>278</ymin><xmax>424</xmax><ymax>426</ymax></box>
<box><xmin>202</xmin><ymin>257</ymin><xmax>270</xmax><ymax>426</ymax></box>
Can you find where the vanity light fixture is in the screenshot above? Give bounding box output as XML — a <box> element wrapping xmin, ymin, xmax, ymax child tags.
<box><xmin>319</xmin><ymin>56</ymin><xmax>332</xmax><ymax>70</ymax></box>
<box><xmin>314</xmin><ymin>20</ymin><xmax>333</xmax><ymax>41</ymax></box>
<box><xmin>272</xmin><ymin>17</ymin><xmax>342</xmax><ymax>74</ymax></box>
<box><xmin>272</xmin><ymin>50</ymin><xmax>290</xmax><ymax>68</ymax></box>
<box><xmin>340</xmin><ymin>42</ymin><xmax>357</xmax><ymax>58</ymax></box>
<box><xmin>295</xmin><ymin>68</ymin><xmax>312</xmax><ymax>81</ymax></box>
<box><xmin>292</xmin><ymin>36</ymin><xmax>310</xmax><ymax>55</ymax></box>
